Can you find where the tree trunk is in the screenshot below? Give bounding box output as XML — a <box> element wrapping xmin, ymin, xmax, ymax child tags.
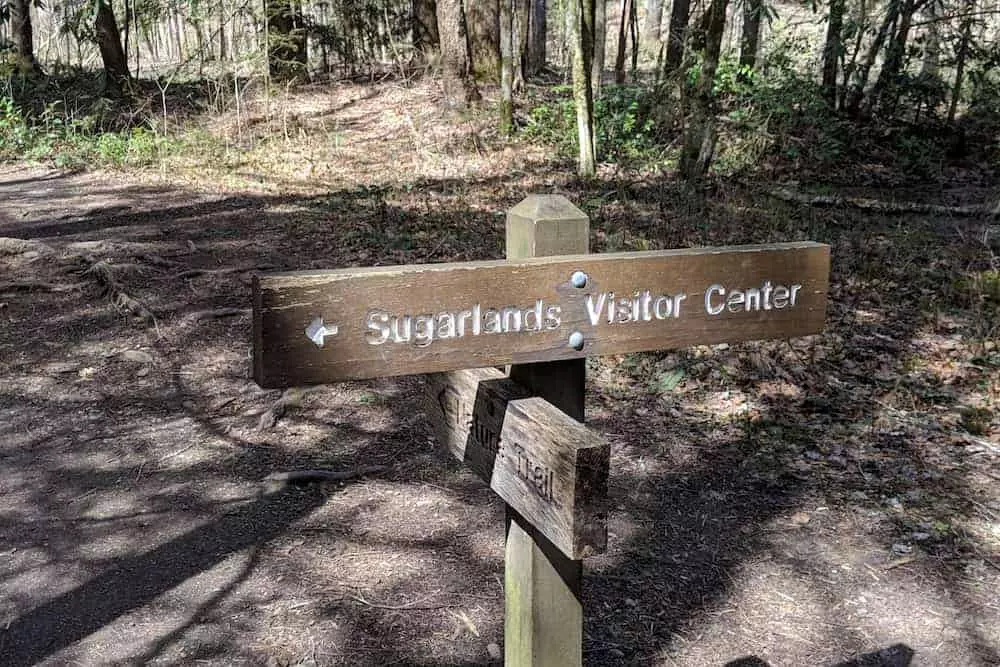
<box><xmin>219</xmin><ymin>0</ymin><xmax>228</xmax><ymax>61</ymax></box>
<box><xmin>526</xmin><ymin>0</ymin><xmax>547</xmax><ymax>74</ymax></box>
<box><xmin>437</xmin><ymin>0</ymin><xmax>482</xmax><ymax>106</ymax></box>
<box><xmin>467</xmin><ymin>0</ymin><xmax>501</xmax><ymax>81</ymax></box>
<box><xmin>592</xmin><ymin>0</ymin><xmax>606</xmax><ymax>95</ymax></box>
<box><xmin>869</xmin><ymin>0</ymin><xmax>920</xmax><ymax>115</ymax></box>
<box><xmin>739</xmin><ymin>0</ymin><xmax>762</xmax><ymax>71</ymax></box>
<box><xmin>629</xmin><ymin>0</ymin><xmax>638</xmax><ymax>75</ymax></box>
<box><xmin>663</xmin><ymin>0</ymin><xmax>691</xmax><ymax>74</ymax></box>
<box><xmin>614</xmin><ymin>0</ymin><xmax>631</xmax><ymax>84</ymax></box>
<box><xmin>679</xmin><ymin>0</ymin><xmax>728</xmax><ymax>180</ymax></box>
<box><xmin>845</xmin><ymin>0</ymin><xmax>897</xmax><ymax>116</ymax></box>
<box><xmin>571</xmin><ymin>0</ymin><xmax>597</xmax><ymax>176</ymax></box>
<box><xmin>267</xmin><ymin>0</ymin><xmax>308</xmax><ymax>82</ymax></box>
<box><xmin>948</xmin><ymin>0</ymin><xmax>974</xmax><ymax>122</ymax></box>
<box><xmin>413</xmin><ymin>0</ymin><xmax>441</xmax><ymax>58</ymax></box>
<box><xmin>919</xmin><ymin>1</ymin><xmax>939</xmax><ymax>78</ymax></box>
<box><xmin>644</xmin><ymin>0</ymin><xmax>663</xmax><ymax>47</ymax></box>
<box><xmin>500</xmin><ymin>0</ymin><xmax>515</xmax><ymax>133</ymax></box>
<box><xmin>514</xmin><ymin>0</ymin><xmax>529</xmax><ymax>87</ymax></box>
<box><xmin>95</xmin><ymin>0</ymin><xmax>131</xmax><ymax>95</ymax></box>
<box><xmin>839</xmin><ymin>0</ymin><xmax>866</xmax><ymax>109</ymax></box>
<box><xmin>821</xmin><ymin>0</ymin><xmax>845</xmax><ymax>105</ymax></box>
<box><xmin>11</xmin><ymin>0</ymin><xmax>42</xmax><ymax>76</ymax></box>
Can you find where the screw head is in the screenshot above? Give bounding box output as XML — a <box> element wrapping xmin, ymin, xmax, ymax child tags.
<box><xmin>568</xmin><ymin>331</ymin><xmax>585</xmax><ymax>351</ymax></box>
<box><xmin>570</xmin><ymin>271</ymin><xmax>588</xmax><ymax>288</ymax></box>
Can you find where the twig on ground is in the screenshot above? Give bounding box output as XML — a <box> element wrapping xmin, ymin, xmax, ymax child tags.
<box><xmin>769</xmin><ymin>187</ymin><xmax>992</xmax><ymax>217</ymax></box>
<box><xmin>348</xmin><ymin>591</ymin><xmax>450</xmax><ymax>611</ymax></box>
<box><xmin>184</xmin><ymin>307</ymin><xmax>250</xmax><ymax>323</ymax></box>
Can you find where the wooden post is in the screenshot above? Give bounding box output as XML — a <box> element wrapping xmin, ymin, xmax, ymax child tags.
<box><xmin>504</xmin><ymin>195</ymin><xmax>589</xmax><ymax>667</ymax></box>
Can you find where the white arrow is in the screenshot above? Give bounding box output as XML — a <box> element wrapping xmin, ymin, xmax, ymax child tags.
<box><xmin>306</xmin><ymin>317</ymin><xmax>339</xmax><ymax>347</ymax></box>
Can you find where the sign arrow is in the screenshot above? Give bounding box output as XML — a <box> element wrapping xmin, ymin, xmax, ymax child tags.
<box><xmin>306</xmin><ymin>317</ymin><xmax>339</xmax><ymax>347</ymax></box>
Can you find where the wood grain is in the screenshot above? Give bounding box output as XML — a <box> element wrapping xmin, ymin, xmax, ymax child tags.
<box><xmin>425</xmin><ymin>368</ymin><xmax>608</xmax><ymax>559</ymax></box>
<box><xmin>253</xmin><ymin>242</ymin><xmax>830</xmax><ymax>387</ymax></box>
<box><xmin>503</xmin><ymin>194</ymin><xmax>588</xmax><ymax>667</ymax></box>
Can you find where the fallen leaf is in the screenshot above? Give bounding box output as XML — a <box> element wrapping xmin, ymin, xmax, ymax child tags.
<box><xmin>791</xmin><ymin>511</ymin><xmax>811</xmax><ymax>526</ymax></box>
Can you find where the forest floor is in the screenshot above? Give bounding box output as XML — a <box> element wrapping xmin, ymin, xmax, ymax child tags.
<box><xmin>1</xmin><ymin>79</ymin><xmax>999</xmax><ymax>667</ymax></box>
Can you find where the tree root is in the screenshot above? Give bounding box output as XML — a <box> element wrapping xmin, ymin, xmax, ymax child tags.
<box><xmin>81</xmin><ymin>257</ymin><xmax>158</xmax><ymax>326</ymax></box>
<box><xmin>256</xmin><ymin>387</ymin><xmax>304</xmax><ymax>431</ymax></box>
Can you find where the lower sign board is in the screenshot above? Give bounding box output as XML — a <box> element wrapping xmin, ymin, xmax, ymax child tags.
<box><xmin>425</xmin><ymin>367</ymin><xmax>609</xmax><ymax>559</ymax></box>
<box><xmin>253</xmin><ymin>242</ymin><xmax>829</xmax><ymax>386</ymax></box>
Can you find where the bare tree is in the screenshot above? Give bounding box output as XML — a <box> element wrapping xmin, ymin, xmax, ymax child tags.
<box><xmin>570</xmin><ymin>0</ymin><xmax>597</xmax><ymax>175</ymax></box>
<box><xmin>526</xmin><ymin>0</ymin><xmax>547</xmax><ymax>74</ymax></box>
<box><xmin>437</xmin><ymin>0</ymin><xmax>482</xmax><ymax>106</ymax></box>
<box><xmin>95</xmin><ymin>0</ymin><xmax>131</xmax><ymax>94</ymax></box>
<box><xmin>644</xmin><ymin>0</ymin><xmax>663</xmax><ymax>47</ymax></box>
<box><xmin>822</xmin><ymin>0</ymin><xmax>846</xmax><ymax>105</ymax></box>
<box><xmin>501</xmin><ymin>0</ymin><xmax>515</xmax><ymax>133</ymax></box>
<box><xmin>467</xmin><ymin>0</ymin><xmax>501</xmax><ymax>80</ymax></box>
<box><xmin>593</xmin><ymin>0</ymin><xmax>606</xmax><ymax>95</ymax></box>
<box><xmin>739</xmin><ymin>0</ymin><xmax>763</xmax><ymax>71</ymax></box>
<box><xmin>413</xmin><ymin>0</ymin><xmax>441</xmax><ymax>59</ymax></box>
<box><xmin>663</xmin><ymin>0</ymin><xmax>691</xmax><ymax>73</ymax></box>
<box><xmin>679</xmin><ymin>0</ymin><xmax>729</xmax><ymax>179</ymax></box>
<box><xmin>11</xmin><ymin>0</ymin><xmax>42</xmax><ymax>75</ymax></box>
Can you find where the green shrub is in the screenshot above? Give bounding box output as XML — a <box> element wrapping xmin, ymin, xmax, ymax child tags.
<box><xmin>523</xmin><ymin>84</ymin><xmax>665</xmax><ymax>164</ymax></box>
<box><xmin>0</xmin><ymin>90</ymin><xmax>174</xmax><ymax>168</ymax></box>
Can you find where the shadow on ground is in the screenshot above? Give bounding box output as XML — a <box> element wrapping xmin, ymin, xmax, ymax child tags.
<box><xmin>1</xmin><ymin>168</ymin><xmax>997</xmax><ymax>664</ymax></box>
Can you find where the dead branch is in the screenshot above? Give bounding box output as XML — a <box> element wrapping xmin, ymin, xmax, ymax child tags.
<box><xmin>768</xmin><ymin>187</ymin><xmax>994</xmax><ymax>217</ymax></box>
<box><xmin>347</xmin><ymin>591</ymin><xmax>452</xmax><ymax>611</ymax></box>
<box><xmin>184</xmin><ymin>307</ymin><xmax>250</xmax><ymax>323</ymax></box>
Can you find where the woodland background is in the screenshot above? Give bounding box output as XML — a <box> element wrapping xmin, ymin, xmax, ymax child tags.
<box><xmin>1</xmin><ymin>0</ymin><xmax>999</xmax><ymax>664</ymax></box>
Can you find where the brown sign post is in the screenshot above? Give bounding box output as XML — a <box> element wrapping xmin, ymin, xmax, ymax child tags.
<box><xmin>251</xmin><ymin>195</ymin><xmax>830</xmax><ymax>667</ymax></box>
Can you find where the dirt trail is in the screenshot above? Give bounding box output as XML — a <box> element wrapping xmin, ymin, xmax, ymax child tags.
<box><xmin>1</xmin><ymin>103</ymin><xmax>998</xmax><ymax>666</ymax></box>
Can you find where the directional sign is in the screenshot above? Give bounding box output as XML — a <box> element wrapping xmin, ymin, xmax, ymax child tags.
<box><xmin>253</xmin><ymin>242</ymin><xmax>829</xmax><ymax>387</ymax></box>
<box><xmin>425</xmin><ymin>368</ymin><xmax>608</xmax><ymax>559</ymax></box>
<box><xmin>305</xmin><ymin>317</ymin><xmax>339</xmax><ymax>347</ymax></box>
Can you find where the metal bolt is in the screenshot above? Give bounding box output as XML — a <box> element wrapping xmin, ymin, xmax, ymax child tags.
<box><xmin>568</xmin><ymin>331</ymin><xmax>585</xmax><ymax>351</ymax></box>
<box><xmin>570</xmin><ymin>271</ymin><xmax>588</xmax><ymax>288</ymax></box>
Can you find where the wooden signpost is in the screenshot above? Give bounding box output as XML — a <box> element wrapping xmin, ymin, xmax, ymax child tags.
<box><xmin>253</xmin><ymin>245</ymin><xmax>829</xmax><ymax>387</ymax></box>
<box><xmin>251</xmin><ymin>195</ymin><xmax>831</xmax><ymax>666</ymax></box>
<box><xmin>425</xmin><ymin>368</ymin><xmax>609</xmax><ymax>559</ymax></box>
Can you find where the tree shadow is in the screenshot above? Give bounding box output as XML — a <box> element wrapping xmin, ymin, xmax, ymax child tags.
<box><xmin>1</xmin><ymin>169</ymin><xmax>997</xmax><ymax>664</ymax></box>
<box><xmin>0</xmin><ymin>484</ymin><xmax>330</xmax><ymax>666</ymax></box>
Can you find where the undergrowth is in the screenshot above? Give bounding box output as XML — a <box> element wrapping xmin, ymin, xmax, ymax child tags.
<box><xmin>0</xmin><ymin>69</ymin><xmax>192</xmax><ymax>169</ymax></box>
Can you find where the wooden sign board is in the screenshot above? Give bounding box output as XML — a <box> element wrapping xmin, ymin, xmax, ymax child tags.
<box><xmin>253</xmin><ymin>242</ymin><xmax>829</xmax><ymax>387</ymax></box>
<box><xmin>425</xmin><ymin>368</ymin><xmax>609</xmax><ymax>559</ymax></box>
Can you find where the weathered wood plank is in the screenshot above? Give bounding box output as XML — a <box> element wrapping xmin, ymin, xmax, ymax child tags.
<box><xmin>253</xmin><ymin>242</ymin><xmax>830</xmax><ymax>387</ymax></box>
<box><xmin>503</xmin><ymin>194</ymin><xmax>588</xmax><ymax>667</ymax></box>
<box><xmin>425</xmin><ymin>368</ymin><xmax>608</xmax><ymax>560</ymax></box>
